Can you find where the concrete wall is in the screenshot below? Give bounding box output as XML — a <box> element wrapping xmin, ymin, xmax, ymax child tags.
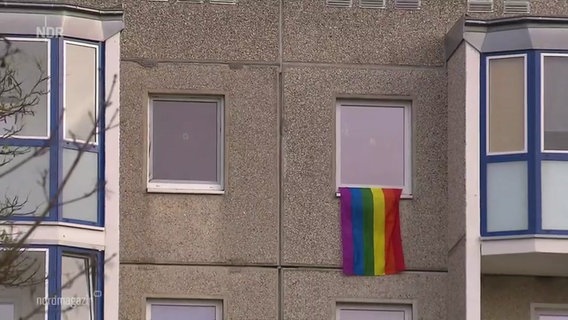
<box><xmin>482</xmin><ymin>275</ymin><xmax>568</xmax><ymax>320</ymax></box>
<box><xmin>43</xmin><ymin>0</ymin><xmax>568</xmax><ymax>319</ymax></box>
<box><xmin>447</xmin><ymin>43</ymin><xmax>467</xmax><ymax>320</ymax></box>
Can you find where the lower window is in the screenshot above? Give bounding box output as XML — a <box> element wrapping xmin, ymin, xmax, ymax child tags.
<box><xmin>336</xmin><ymin>303</ymin><xmax>412</xmax><ymax>320</ymax></box>
<box><xmin>0</xmin><ymin>247</ymin><xmax>102</xmax><ymax>320</ymax></box>
<box><xmin>533</xmin><ymin>304</ymin><xmax>568</xmax><ymax>320</ymax></box>
<box><xmin>146</xmin><ymin>299</ymin><xmax>222</xmax><ymax>320</ymax></box>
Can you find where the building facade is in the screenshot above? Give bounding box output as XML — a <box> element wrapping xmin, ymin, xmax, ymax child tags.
<box><xmin>1</xmin><ymin>0</ymin><xmax>568</xmax><ymax>320</ymax></box>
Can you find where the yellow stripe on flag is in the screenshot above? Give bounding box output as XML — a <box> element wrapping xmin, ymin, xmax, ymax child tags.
<box><xmin>371</xmin><ymin>188</ymin><xmax>386</xmax><ymax>275</ymax></box>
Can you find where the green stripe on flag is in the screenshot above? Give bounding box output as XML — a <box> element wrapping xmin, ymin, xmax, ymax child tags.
<box><xmin>362</xmin><ymin>188</ymin><xmax>375</xmax><ymax>275</ymax></box>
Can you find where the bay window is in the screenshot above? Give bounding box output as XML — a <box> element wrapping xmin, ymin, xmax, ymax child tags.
<box><xmin>482</xmin><ymin>51</ymin><xmax>568</xmax><ymax>235</ymax></box>
<box><xmin>0</xmin><ymin>37</ymin><xmax>103</xmax><ymax>226</ymax></box>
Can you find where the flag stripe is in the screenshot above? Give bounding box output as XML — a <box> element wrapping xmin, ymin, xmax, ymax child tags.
<box><xmin>391</xmin><ymin>189</ymin><xmax>405</xmax><ymax>273</ymax></box>
<box><xmin>350</xmin><ymin>188</ymin><xmax>364</xmax><ymax>275</ymax></box>
<box><xmin>371</xmin><ymin>188</ymin><xmax>386</xmax><ymax>275</ymax></box>
<box><xmin>362</xmin><ymin>188</ymin><xmax>374</xmax><ymax>275</ymax></box>
<box><xmin>339</xmin><ymin>187</ymin><xmax>354</xmax><ymax>275</ymax></box>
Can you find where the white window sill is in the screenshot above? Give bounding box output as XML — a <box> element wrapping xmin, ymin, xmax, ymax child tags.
<box><xmin>147</xmin><ymin>181</ymin><xmax>224</xmax><ymax>195</ymax></box>
<box><xmin>335</xmin><ymin>192</ymin><xmax>413</xmax><ymax>200</ymax></box>
<box><xmin>147</xmin><ymin>187</ymin><xmax>225</xmax><ymax>195</ymax></box>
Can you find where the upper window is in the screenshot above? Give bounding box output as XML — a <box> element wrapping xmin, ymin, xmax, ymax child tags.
<box><xmin>486</xmin><ymin>55</ymin><xmax>526</xmax><ymax>155</ymax></box>
<box><xmin>336</xmin><ymin>303</ymin><xmax>413</xmax><ymax>320</ymax></box>
<box><xmin>146</xmin><ymin>299</ymin><xmax>222</xmax><ymax>320</ymax></box>
<box><xmin>148</xmin><ymin>96</ymin><xmax>224</xmax><ymax>193</ymax></box>
<box><xmin>482</xmin><ymin>52</ymin><xmax>568</xmax><ymax>236</ymax></box>
<box><xmin>336</xmin><ymin>100</ymin><xmax>412</xmax><ymax>196</ymax></box>
<box><xmin>64</xmin><ymin>41</ymin><xmax>99</xmax><ymax>144</ymax></box>
<box><xmin>0</xmin><ymin>37</ymin><xmax>103</xmax><ymax>225</ymax></box>
<box><xmin>542</xmin><ymin>54</ymin><xmax>568</xmax><ymax>152</ymax></box>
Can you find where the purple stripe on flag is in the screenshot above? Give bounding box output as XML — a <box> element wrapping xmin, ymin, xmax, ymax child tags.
<box><xmin>339</xmin><ymin>187</ymin><xmax>354</xmax><ymax>275</ymax></box>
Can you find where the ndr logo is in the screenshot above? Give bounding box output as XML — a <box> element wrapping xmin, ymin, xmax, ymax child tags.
<box><xmin>36</xmin><ymin>26</ymin><xmax>63</xmax><ymax>38</ymax></box>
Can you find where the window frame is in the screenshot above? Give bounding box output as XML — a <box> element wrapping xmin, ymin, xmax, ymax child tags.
<box><xmin>147</xmin><ymin>95</ymin><xmax>225</xmax><ymax>194</ymax></box>
<box><xmin>145</xmin><ymin>298</ymin><xmax>223</xmax><ymax>320</ymax></box>
<box><xmin>540</xmin><ymin>53</ymin><xmax>568</xmax><ymax>154</ymax></box>
<box><xmin>62</xmin><ymin>40</ymin><xmax>100</xmax><ymax>145</ymax></box>
<box><xmin>0</xmin><ymin>247</ymin><xmax>49</xmax><ymax>320</ymax></box>
<box><xmin>336</xmin><ymin>302</ymin><xmax>413</xmax><ymax>320</ymax></box>
<box><xmin>485</xmin><ymin>53</ymin><xmax>528</xmax><ymax>156</ymax></box>
<box><xmin>335</xmin><ymin>100</ymin><xmax>412</xmax><ymax>196</ymax></box>
<box><xmin>57</xmin><ymin>247</ymin><xmax>104</xmax><ymax>320</ymax></box>
<box><xmin>531</xmin><ymin>303</ymin><xmax>568</xmax><ymax>320</ymax></box>
<box><xmin>0</xmin><ymin>37</ymin><xmax>51</xmax><ymax>140</ymax></box>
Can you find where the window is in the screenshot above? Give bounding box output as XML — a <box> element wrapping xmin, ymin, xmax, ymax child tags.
<box><xmin>336</xmin><ymin>100</ymin><xmax>412</xmax><ymax>196</ymax></box>
<box><xmin>487</xmin><ymin>55</ymin><xmax>526</xmax><ymax>155</ymax></box>
<box><xmin>148</xmin><ymin>96</ymin><xmax>224</xmax><ymax>193</ymax></box>
<box><xmin>481</xmin><ymin>52</ymin><xmax>568</xmax><ymax>235</ymax></box>
<box><xmin>532</xmin><ymin>304</ymin><xmax>568</xmax><ymax>320</ymax></box>
<box><xmin>336</xmin><ymin>303</ymin><xmax>412</xmax><ymax>320</ymax></box>
<box><xmin>0</xmin><ymin>37</ymin><xmax>103</xmax><ymax>225</ymax></box>
<box><xmin>146</xmin><ymin>299</ymin><xmax>222</xmax><ymax>320</ymax></box>
<box><xmin>0</xmin><ymin>247</ymin><xmax>102</xmax><ymax>320</ymax></box>
<box><xmin>61</xmin><ymin>253</ymin><xmax>98</xmax><ymax>320</ymax></box>
<box><xmin>0</xmin><ymin>303</ymin><xmax>15</xmax><ymax>320</ymax></box>
<box><xmin>0</xmin><ymin>249</ymin><xmax>48</xmax><ymax>320</ymax></box>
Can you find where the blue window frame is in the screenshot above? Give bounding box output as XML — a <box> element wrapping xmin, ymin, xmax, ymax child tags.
<box><xmin>481</xmin><ymin>50</ymin><xmax>568</xmax><ymax>236</ymax></box>
<box><xmin>0</xmin><ymin>36</ymin><xmax>105</xmax><ymax>226</ymax></box>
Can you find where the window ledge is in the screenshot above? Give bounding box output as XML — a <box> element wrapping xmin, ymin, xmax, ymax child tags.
<box><xmin>335</xmin><ymin>192</ymin><xmax>413</xmax><ymax>200</ymax></box>
<box><xmin>147</xmin><ymin>187</ymin><xmax>225</xmax><ymax>195</ymax></box>
<box><xmin>10</xmin><ymin>221</ymin><xmax>104</xmax><ymax>231</ymax></box>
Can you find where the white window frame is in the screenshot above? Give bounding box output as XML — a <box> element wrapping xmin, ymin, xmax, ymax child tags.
<box><xmin>2</xmin><ymin>37</ymin><xmax>51</xmax><ymax>140</ymax></box>
<box><xmin>147</xmin><ymin>96</ymin><xmax>224</xmax><ymax>194</ymax></box>
<box><xmin>0</xmin><ymin>248</ymin><xmax>49</xmax><ymax>320</ymax></box>
<box><xmin>336</xmin><ymin>100</ymin><xmax>412</xmax><ymax>196</ymax></box>
<box><xmin>146</xmin><ymin>299</ymin><xmax>222</xmax><ymax>320</ymax></box>
<box><xmin>62</xmin><ymin>40</ymin><xmax>100</xmax><ymax>145</ymax></box>
<box><xmin>485</xmin><ymin>54</ymin><xmax>528</xmax><ymax>156</ymax></box>
<box><xmin>540</xmin><ymin>53</ymin><xmax>568</xmax><ymax>153</ymax></box>
<box><xmin>336</xmin><ymin>303</ymin><xmax>413</xmax><ymax>320</ymax></box>
<box><xmin>531</xmin><ymin>303</ymin><xmax>568</xmax><ymax>320</ymax></box>
<box><xmin>61</xmin><ymin>253</ymin><xmax>95</xmax><ymax>320</ymax></box>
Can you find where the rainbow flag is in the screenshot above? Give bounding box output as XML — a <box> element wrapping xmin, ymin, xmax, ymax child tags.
<box><xmin>339</xmin><ymin>187</ymin><xmax>405</xmax><ymax>276</ymax></box>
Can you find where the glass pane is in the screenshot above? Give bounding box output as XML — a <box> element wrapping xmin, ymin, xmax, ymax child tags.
<box><xmin>488</xmin><ymin>57</ymin><xmax>525</xmax><ymax>153</ymax></box>
<box><xmin>151</xmin><ymin>304</ymin><xmax>217</xmax><ymax>320</ymax></box>
<box><xmin>486</xmin><ymin>161</ymin><xmax>528</xmax><ymax>232</ymax></box>
<box><xmin>0</xmin><ymin>304</ymin><xmax>14</xmax><ymax>320</ymax></box>
<box><xmin>151</xmin><ymin>100</ymin><xmax>220</xmax><ymax>183</ymax></box>
<box><xmin>0</xmin><ymin>40</ymin><xmax>49</xmax><ymax>137</ymax></box>
<box><xmin>0</xmin><ymin>250</ymin><xmax>47</xmax><ymax>320</ymax></box>
<box><xmin>64</xmin><ymin>42</ymin><xmax>97</xmax><ymax>143</ymax></box>
<box><xmin>0</xmin><ymin>147</ymin><xmax>49</xmax><ymax>217</ymax></box>
<box><xmin>339</xmin><ymin>309</ymin><xmax>406</xmax><ymax>320</ymax></box>
<box><xmin>61</xmin><ymin>255</ymin><xmax>94</xmax><ymax>320</ymax></box>
<box><xmin>541</xmin><ymin>161</ymin><xmax>568</xmax><ymax>230</ymax></box>
<box><xmin>339</xmin><ymin>105</ymin><xmax>406</xmax><ymax>187</ymax></box>
<box><xmin>543</xmin><ymin>55</ymin><xmax>568</xmax><ymax>150</ymax></box>
<box><xmin>61</xmin><ymin>149</ymin><xmax>98</xmax><ymax>222</ymax></box>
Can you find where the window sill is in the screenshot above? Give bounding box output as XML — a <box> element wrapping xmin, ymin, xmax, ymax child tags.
<box><xmin>335</xmin><ymin>192</ymin><xmax>413</xmax><ymax>200</ymax></box>
<box><xmin>10</xmin><ymin>221</ymin><xmax>104</xmax><ymax>231</ymax></box>
<box><xmin>147</xmin><ymin>187</ymin><xmax>225</xmax><ymax>195</ymax></box>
